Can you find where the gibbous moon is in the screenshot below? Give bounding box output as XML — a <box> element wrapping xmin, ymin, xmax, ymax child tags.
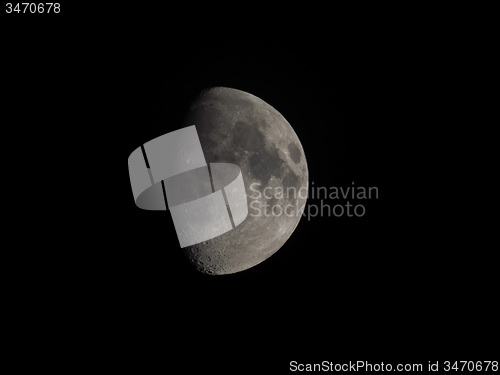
<box><xmin>181</xmin><ymin>87</ymin><xmax>308</xmax><ymax>274</ymax></box>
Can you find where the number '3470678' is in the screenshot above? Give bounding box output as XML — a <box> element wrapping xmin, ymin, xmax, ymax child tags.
<box><xmin>5</xmin><ymin>3</ymin><xmax>60</xmax><ymax>13</ymax></box>
<box><xmin>443</xmin><ymin>361</ymin><xmax>498</xmax><ymax>372</ymax></box>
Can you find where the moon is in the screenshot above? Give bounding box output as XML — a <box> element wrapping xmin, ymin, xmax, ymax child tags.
<box><xmin>180</xmin><ymin>87</ymin><xmax>308</xmax><ymax>275</ymax></box>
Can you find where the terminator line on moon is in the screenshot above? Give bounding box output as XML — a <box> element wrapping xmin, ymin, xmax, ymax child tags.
<box><xmin>179</xmin><ymin>87</ymin><xmax>308</xmax><ymax>275</ymax></box>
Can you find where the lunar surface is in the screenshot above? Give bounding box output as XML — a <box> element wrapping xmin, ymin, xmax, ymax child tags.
<box><xmin>181</xmin><ymin>87</ymin><xmax>308</xmax><ymax>274</ymax></box>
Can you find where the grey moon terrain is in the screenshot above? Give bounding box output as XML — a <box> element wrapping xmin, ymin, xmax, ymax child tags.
<box><xmin>181</xmin><ymin>87</ymin><xmax>308</xmax><ymax>275</ymax></box>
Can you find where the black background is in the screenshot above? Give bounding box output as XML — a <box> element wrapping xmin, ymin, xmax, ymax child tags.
<box><xmin>2</xmin><ymin>3</ymin><xmax>497</xmax><ymax>370</ymax></box>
